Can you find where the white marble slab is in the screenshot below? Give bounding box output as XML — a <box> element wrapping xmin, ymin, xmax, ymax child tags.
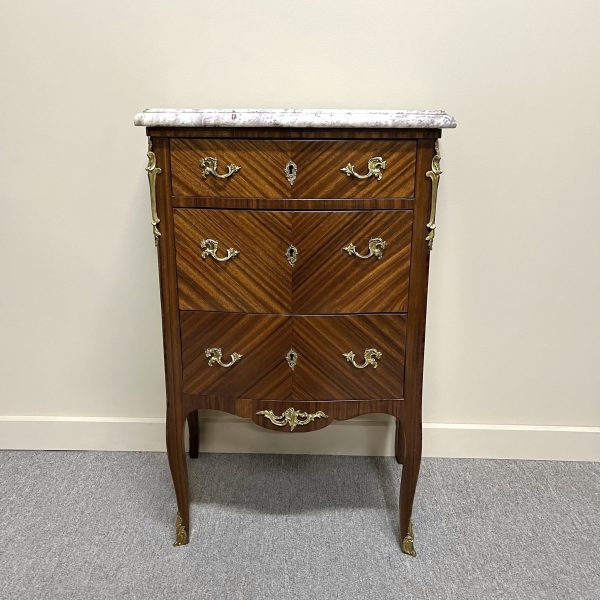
<box><xmin>134</xmin><ymin>108</ymin><xmax>456</xmax><ymax>129</ymax></box>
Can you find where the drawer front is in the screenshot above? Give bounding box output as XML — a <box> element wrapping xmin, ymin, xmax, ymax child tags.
<box><xmin>174</xmin><ymin>209</ymin><xmax>412</xmax><ymax>314</ymax></box>
<box><xmin>174</xmin><ymin>209</ymin><xmax>292</xmax><ymax>312</ymax></box>
<box><xmin>170</xmin><ymin>139</ymin><xmax>416</xmax><ymax>200</ymax></box>
<box><xmin>181</xmin><ymin>313</ymin><xmax>406</xmax><ymax>401</ymax></box>
<box><xmin>292</xmin><ymin>140</ymin><xmax>416</xmax><ymax>199</ymax></box>
<box><xmin>171</xmin><ymin>139</ymin><xmax>290</xmax><ymax>198</ymax></box>
<box><xmin>181</xmin><ymin>312</ymin><xmax>292</xmax><ymax>399</ymax></box>
<box><xmin>292</xmin><ymin>210</ymin><xmax>412</xmax><ymax>313</ymax></box>
<box><xmin>292</xmin><ymin>315</ymin><xmax>406</xmax><ymax>400</ymax></box>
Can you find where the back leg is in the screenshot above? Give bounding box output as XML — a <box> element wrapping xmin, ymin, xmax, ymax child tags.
<box><xmin>187</xmin><ymin>410</ymin><xmax>199</xmax><ymax>459</ymax></box>
<box><xmin>395</xmin><ymin>418</ymin><xmax>404</xmax><ymax>464</ymax></box>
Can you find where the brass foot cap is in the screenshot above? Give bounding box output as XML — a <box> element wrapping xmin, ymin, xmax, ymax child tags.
<box><xmin>174</xmin><ymin>512</ymin><xmax>188</xmax><ymax>547</ymax></box>
<box><xmin>401</xmin><ymin>535</ymin><xmax>416</xmax><ymax>557</ymax></box>
<box><xmin>173</xmin><ymin>539</ymin><xmax>188</xmax><ymax>547</ymax></box>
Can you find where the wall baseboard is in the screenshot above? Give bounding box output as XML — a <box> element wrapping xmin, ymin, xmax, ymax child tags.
<box><xmin>0</xmin><ymin>414</ymin><xmax>598</xmax><ymax>461</ymax></box>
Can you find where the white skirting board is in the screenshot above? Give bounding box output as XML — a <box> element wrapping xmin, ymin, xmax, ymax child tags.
<box><xmin>0</xmin><ymin>414</ymin><xmax>598</xmax><ymax>461</ymax></box>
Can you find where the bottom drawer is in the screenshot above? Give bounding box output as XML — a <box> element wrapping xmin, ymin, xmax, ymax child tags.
<box><xmin>180</xmin><ymin>313</ymin><xmax>406</xmax><ymax>400</ymax></box>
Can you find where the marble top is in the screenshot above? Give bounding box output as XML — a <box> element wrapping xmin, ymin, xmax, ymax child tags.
<box><xmin>134</xmin><ymin>108</ymin><xmax>456</xmax><ymax>129</ymax></box>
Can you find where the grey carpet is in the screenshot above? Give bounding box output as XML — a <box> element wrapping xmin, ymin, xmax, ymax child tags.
<box><xmin>0</xmin><ymin>452</ymin><xmax>598</xmax><ymax>600</ymax></box>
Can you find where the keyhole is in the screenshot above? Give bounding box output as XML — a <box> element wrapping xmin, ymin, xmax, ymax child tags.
<box><xmin>284</xmin><ymin>160</ymin><xmax>297</xmax><ymax>185</ymax></box>
<box><xmin>286</xmin><ymin>244</ymin><xmax>298</xmax><ymax>266</ymax></box>
<box><xmin>286</xmin><ymin>348</ymin><xmax>298</xmax><ymax>370</ymax></box>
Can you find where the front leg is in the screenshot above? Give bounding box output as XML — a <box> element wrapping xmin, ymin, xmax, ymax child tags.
<box><xmin>399</xmin><ymin>421</ymin><xmax>422</xmax><ymax>556</ymax></box>
<box><xmin>166</xmin><ymin>408</ymin><xmax>189</xmax><ymax>546</ymax></box>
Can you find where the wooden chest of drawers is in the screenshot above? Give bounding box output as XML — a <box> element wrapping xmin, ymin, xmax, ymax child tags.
<box><xmin>135</xmin><ymin>108</ymin><xmax>456</xmax><ymax>556</ymax></box>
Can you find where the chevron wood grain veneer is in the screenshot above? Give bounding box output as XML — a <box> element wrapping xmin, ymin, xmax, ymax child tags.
<box><xmin>135</xmin><ymin>107</ymin><xmax>456</xmax><ymax>556</ymax></box>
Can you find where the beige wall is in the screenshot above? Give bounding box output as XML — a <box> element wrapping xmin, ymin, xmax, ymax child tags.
<box><xmin>1</xmin><ymin>1</ymin><xmax>599</xmax><ymax>457</ymax></box>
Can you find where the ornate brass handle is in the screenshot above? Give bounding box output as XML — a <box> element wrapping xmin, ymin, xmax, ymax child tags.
<box><xmin>200</xmin><ymin>156</ymin><xmax>241</xmax><ymax>179</ymax></box>
<box><xmin>342</xmin><ymin>348</ymin><xmax>382</xmax><ymax>369</ymax></box>
<box><xmin>145</xmin><ymin>140</ymin><xmax>162</xmax><ymax>246</ymax></box>
<box><xmin>341</xmin><ymin>156</ymin><xmax>386</xmax><ymax>180</ymax></box>
<box><xmin>256</xmin><ymin>407</ymin><xmax>328</xmax><ymax>431</ymax></box>
<box><xmin>425</xmin><ymin>140</ymin><xmax>442</xmax><ymax>250</ymax></box>
<box><xmin>201</xmin><ymin>239</ymin><xmax>240</xmax><ymax>262</ymax></box>
<box><xmin>205</xmin><ymin>347</ymin><xmax>243</xmax><ymax>368</ymax></box>
<box><xmin>342</xmin><ymin>237</ymin><xmax>386</xmax><ymax>260</ymax></box>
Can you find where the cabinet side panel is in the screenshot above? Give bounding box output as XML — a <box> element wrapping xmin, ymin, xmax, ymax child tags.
<box><xmin>404</xmin><ymin>138</ymin><xmax>438</xmax><ymax>418</ymax></box>
<box><xmin>151</xmin><ymin>137</ymin><xmax>184</xmax><ymax>415</ymax></box>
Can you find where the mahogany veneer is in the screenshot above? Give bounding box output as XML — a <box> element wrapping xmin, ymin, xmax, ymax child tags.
<box><xmin>140</xmin><ymin>121</ymin><xmax>447</xmax><ymax>557</ymax></box>
<box><xmin>181</xmin><ymin>313</ymin><xmax>407</xmax><ymax>400</ymax></box>
<box><xmin>174</xmin><ymin>209</ymin><xmax>413</xmax><ymax>313</ymax></box>
<box><xmin>171</xmin><ymin>139</ymin><xmax>416</xmax><ymax>198</ymax></box>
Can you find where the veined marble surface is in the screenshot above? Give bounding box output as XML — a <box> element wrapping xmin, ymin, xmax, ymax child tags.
<box><xmin>134</xmin><ymin>108</ymin><xmax>457</xmax><ymax>129</ymax></box>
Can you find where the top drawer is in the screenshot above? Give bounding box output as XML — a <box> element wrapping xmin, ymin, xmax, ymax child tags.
<box><xmin>170</xmin><ymin>139</ymin><xmax>416</xmax><ymax>199</ymax></box>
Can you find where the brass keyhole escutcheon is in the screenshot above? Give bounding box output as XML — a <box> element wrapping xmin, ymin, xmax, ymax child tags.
<box><xmin>285</xmin><ymin>244</ymin><xmax>298</xmax><ymax>267</ymax></box>
<box><xmin>284</xmin><ymin>160</ymin><xmax>297</xmax><ymax>186</ymax></box>
<box><xmin>285</xmin><ymin>348</ymin><xmax>298</xmax><ymax>370</ymax></box>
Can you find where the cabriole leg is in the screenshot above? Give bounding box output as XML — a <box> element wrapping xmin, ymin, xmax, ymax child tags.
<box><xmin>166</xmin><ymin>410</ymin><xmax>189</xmax><ymax>546</ymax></box>
<box><xmin>399</xmin><ymin>422</ymin><xmax>422</xmax><ymax>557</ymax></box>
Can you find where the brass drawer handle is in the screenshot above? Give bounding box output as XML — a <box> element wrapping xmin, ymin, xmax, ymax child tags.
<box><xmin>200</xmin><ymin>156</ymin><xmax>241</xmax><ymax>179</ymax></box>
<box><xmin>201</xmin><ymin>239</ymin><xmax>240</xmax><ymax>262</ymax></box>
<box><xmin>256</xmin><ymin>407</ymin><xmax>328</xmax><ymax>431</ymax></box>
<box><xmin>341</xmin><ymin>156</ymin><xmax>386</xmax><ymax>180</ymax></box>
<box><xmin>343</xmin><ymin>237</ymin><xmax>386</xmax><ymax>260</ymax></box>
<box><xmin>342</xmin><ymin>348</ymin><xmax>382</xmax><ymax>369</ymax></box>
<box><xmin>205</xmin><ymin>347</ymin><xmax>243</xmax><ymax>368</ymax></box>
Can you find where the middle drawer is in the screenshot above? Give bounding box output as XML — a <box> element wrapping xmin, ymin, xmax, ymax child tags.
<box><xmin>174</xmin><ymin>209</ymin><xmax>413</xmax><ymax>314</ymax></box>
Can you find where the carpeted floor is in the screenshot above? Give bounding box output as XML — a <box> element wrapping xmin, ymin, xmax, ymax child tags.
<box><xmin>0</xmin><ymin>451</ymin><xmax>598</xmax><ymax>600</ymax></box>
